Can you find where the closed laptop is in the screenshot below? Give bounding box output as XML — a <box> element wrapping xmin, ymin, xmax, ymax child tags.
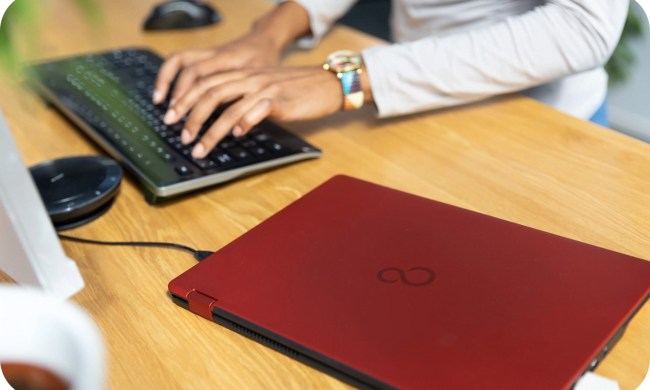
<box><xmin>169</xmin><ymin>175</ymin><xmax>650</xmax><ymax>389</ymax></box>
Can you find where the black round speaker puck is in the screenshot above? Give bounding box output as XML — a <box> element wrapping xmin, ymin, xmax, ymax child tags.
<box><xmin>29</xmin><ymin>156</ymin><xmax>123</xmax><ymax>230</ymax></box>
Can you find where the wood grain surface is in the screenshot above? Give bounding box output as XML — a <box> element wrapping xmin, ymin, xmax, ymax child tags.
<box><xmin>0</xmin><ymin>0</ymin><xmax>648</xmax><ymax>389</ymax></box>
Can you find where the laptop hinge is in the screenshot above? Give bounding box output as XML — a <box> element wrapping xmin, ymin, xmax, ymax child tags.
<box><xmin>186</xmin><ymin>290</ymin><xmax>218</xmax><ymax>320</ymax></box>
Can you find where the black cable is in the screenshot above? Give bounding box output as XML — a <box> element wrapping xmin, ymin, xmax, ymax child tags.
<box><xmin>58</xmin><ymin>234</ymin><xmax>214</xmax><ymax>261</ymax></box>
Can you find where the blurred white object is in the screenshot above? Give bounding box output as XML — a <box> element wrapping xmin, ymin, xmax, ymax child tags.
<box><xmin>0</xmin><ymin>286</ymin><xmax>105</xmax><ymax>390</ymax></box>
<box><xmin>0</xmin><ymin>111</ymin><xmax>84</xmax><ymax>299</ymax></box>
<box><xmin>0</xmin><ymin>365</ymin><xmax>12</xmax><ymax>390</ymax></box>
<box><xmin>0</xmin><ymin>1</ymin><xmax>14</xmax><ymax>28</ymax></box>
<box><xmin>575</xmin><ymin>371</ymin><xmax>620</xmax><ymax>390</ymax></box>
<box><xmin>638</xmin><ymin>363</ymin><xmax>650</xmax><ymax>390</ymax></box>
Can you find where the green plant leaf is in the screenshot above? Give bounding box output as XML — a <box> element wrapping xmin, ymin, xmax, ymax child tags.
<box><xmin>1</xmin><ymin>0</ymin><xmax>100</xmax><ymax>74</ymax></box>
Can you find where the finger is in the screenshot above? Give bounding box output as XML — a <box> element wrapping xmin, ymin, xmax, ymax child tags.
<box><xmin>163</xmin><ymin>70</ymin><xmax>249</xmax><ymax>125</ymax></box>
<box><xmin>181</xmin><ymin>82</ymin><xmax>252</xmax><ymax>146</ymax></box>
<box><xmin>165</xmin><ymin>68</ymin><xmax>304</xmax><ymax>124</ymax></box>
<box><xmin>192</xmin><ymin>94</ymin><xmax>274</xmax><ymax>159</ymax></box>
<box><xmin>181</xmin><ymin>73</ymin><xmax>278</xmax><ymax>143</ymax></box>
<box><xmin>152</xmin><ymin>50</ymin><xmax>213</xmax><ymax>104</ymax></box>
<box><xmin>233</xmin><ymin>98</ymin><xmax>273</xmax><ymax>137</ymax></box>
<box><xmin>169</xmin><ymin>53</ymin><xmax>237</xmax><ymax>103</ymax></box>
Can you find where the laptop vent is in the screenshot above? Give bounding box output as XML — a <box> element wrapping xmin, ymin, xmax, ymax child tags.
<box><xmin>216</xmin><ymin>316</ymin><xmax>301</xmax><ymax>359</ymax></box>
<box><xmin>212</xmin><ymin>313</ymin><xmax>392</xmax><ymax>390</ymax></box>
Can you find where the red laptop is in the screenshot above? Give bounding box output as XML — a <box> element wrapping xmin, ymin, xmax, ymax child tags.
<box><xmin>169</xmin><ymin>175</ymin><xmax>650</xmax><ymax>389</ymax></box>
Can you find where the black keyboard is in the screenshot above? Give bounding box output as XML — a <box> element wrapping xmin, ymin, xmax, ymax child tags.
<box><xmin>28</xmin><ymin>48</ymin><xmax>321</xmax><ymax>203</ymax></box>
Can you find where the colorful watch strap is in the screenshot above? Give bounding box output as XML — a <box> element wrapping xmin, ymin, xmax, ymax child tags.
<box><xmin>339</xmin><ymin>69</ymin><xmax>364</xmax><ymax>110</ymax></box>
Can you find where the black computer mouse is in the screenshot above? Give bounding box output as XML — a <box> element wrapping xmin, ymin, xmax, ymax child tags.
<box><xmin>143</xmin><ymin>0</ymin><xmax>221</xmax><ymax>31</ymax></box>
<box><xmin>30</xmin><ymin>156</ymin><xmax>123</xmax><ymax>231</ymax></box>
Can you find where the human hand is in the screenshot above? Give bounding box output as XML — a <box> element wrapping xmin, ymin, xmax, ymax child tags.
<box><xmin>153</xmin><ymin>33</ymin><xmax>282</xmax><ymax>105</ymax></box>
<box><xmin>161</xmin><ymin>66</ymin><xmax>343</xmax><ymax>159</ymax></box>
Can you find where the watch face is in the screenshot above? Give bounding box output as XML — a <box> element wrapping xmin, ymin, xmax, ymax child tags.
<box><xmin>325</xmin><ymin>50</ymin><xmax>362</xmax><ymax>73</ymax></box>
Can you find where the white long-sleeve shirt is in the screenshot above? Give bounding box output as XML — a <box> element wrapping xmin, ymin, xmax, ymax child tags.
<box><xmin>291</xmin><ymin>0</ymin><xmax>629</xmax><ymax>119</ymax></box>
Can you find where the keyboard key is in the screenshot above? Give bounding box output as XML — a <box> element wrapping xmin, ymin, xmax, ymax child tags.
<box><xmin>229</xmin><ymin>147</ymin><xmax>250</xmax><ymax>160</ymax></box>
<box><xmin>250</xmin><ymin>146</ymin><xmax>267</xmax><ymax>156</ymax></box>
<box><xmin>210</xmin><ymin>151</ymin><xmax>232</xmax><ymax>165</ymax></box>
<box><xmin>175</xmin><ymin>165</ymin><xmax>192</xmax><ymax>176</ymax></box>
<box><xmin>262</xmin><ymin>140</ymin><xmax>283</xmax><ymax>152</ymax></box>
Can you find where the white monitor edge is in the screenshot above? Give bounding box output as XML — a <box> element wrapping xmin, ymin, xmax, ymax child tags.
<box><xmin>0</xmin><ymin>110</ymin><xmax>84</xmax><ymax>299</ymax></box>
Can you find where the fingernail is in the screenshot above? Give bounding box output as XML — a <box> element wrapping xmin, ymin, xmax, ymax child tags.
<box><xmin>232</xmin><ymin>125</ymin><xmax>243</xmax><ymax>137</ymax></box>
<box><xmin>163</xmin><ymin>109</ymin><xmax>176</xmax><ymax>124</ymax></box>
<box><xmin>153</xmin><ymin>90</ymin><xmax>163</xmax><ymax>103</ymax></box>
<box><xmin>170</xmin><ymin>97</ymin><xmax>177</xmax><ymax>106</ymax></box>
<box><xmin>191</xmin><ymin>143</ymin><xmax>205</xmax><ymax>159</ymax></box>
<box><xmin>181</xmin><ymin>128</ymin><xmax>192</xmax><ymax>144</ymax></box>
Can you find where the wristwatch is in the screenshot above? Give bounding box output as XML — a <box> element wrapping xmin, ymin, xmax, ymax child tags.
<box><xmin>323</xmin><ymin>50</ymin><xmax>364</xmax><ymax>111</ymax></box>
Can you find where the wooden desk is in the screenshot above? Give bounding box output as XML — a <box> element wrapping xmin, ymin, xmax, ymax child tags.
<box><xmin>1</xmin><ymin>0</ymin><xmax>649</xmax><ymax>388</ymax></box>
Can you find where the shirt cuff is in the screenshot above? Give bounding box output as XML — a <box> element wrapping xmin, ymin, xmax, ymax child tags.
<box><xmin>276</xmin><ymin>0</ymin><xmax>331</xmax><ymax>48</ymax></box>
<box><xmin>279</xmin><ymin>0</ymin><xmax>356</xmax><ymax>48</ymax></box>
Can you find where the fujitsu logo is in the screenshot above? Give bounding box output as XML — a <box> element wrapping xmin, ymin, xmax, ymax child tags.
<box><xmin>376</xmin><ymin>267</ymin><xmax>436</xmax><ymax>287</ymax></box>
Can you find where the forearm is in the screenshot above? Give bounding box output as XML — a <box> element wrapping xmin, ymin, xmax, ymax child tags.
<box><xmin>363</xmin><ymin>0</ymin><xmax>628</xmax><ymax>117</ymax></box>
<box><xmin>249</xmin><ymin>2</ymin><xmax>311</xmax><ymax>53</ymax></box>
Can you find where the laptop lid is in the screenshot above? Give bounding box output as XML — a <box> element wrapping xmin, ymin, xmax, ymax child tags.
<box><xmin>169</xmin><ymin>175</ymin><xmax>650</xmax><ymax>389</ymax></box>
